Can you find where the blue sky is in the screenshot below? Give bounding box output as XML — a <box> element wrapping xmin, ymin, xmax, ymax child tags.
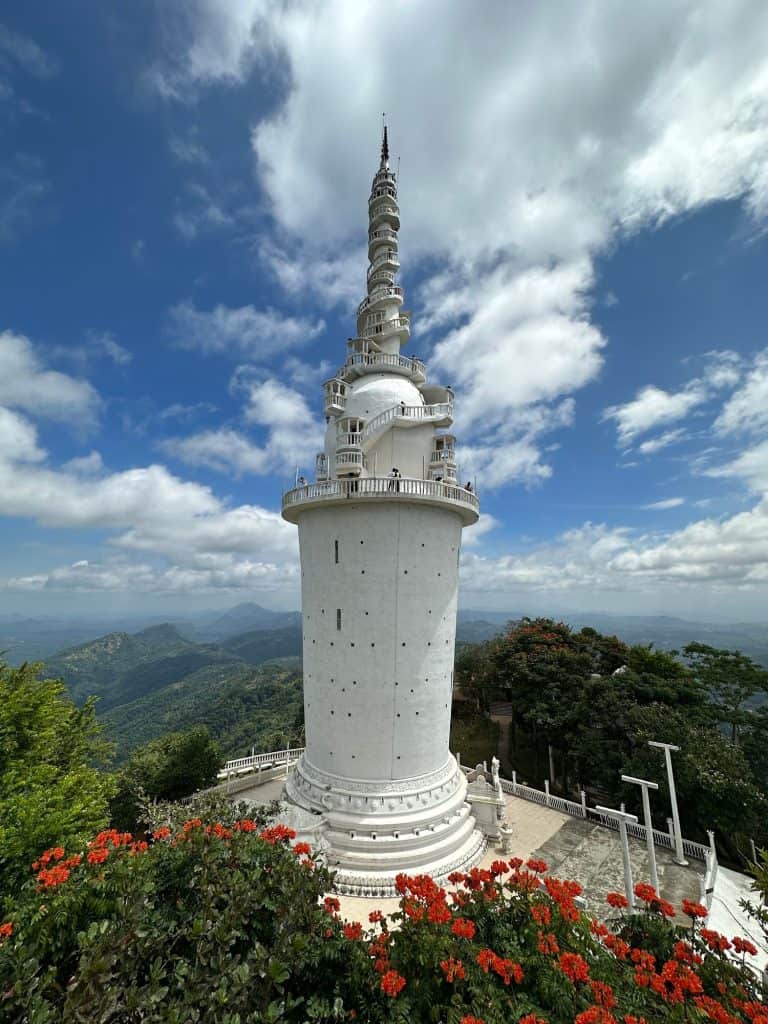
<box><xmin>2</xmin><ymin>1</ymin><xmax>768</xmax><ymax>620</ymax></box>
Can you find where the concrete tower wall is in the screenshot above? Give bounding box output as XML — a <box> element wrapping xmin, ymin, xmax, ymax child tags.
<box><xmin>299</xmin><ymin>501</ymin><xmax>461</xmax><ymax>782</ymax></box>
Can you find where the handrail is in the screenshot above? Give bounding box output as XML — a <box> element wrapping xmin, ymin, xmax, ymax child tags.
<box><xmin>358</xmin><ymin>285</ymin><xmax>404</xmax><ymax>316</ymax></box>
<box><xmin>361</xmin><ymin>315</ymin><xmax>410</xmax><ymax>339</ymax></box>
<box><xmin>486</xmin><ymin>767</ymin><xmax>712</xmax><ymax>862</ymax></box>
<box><xmin>341</xmin><ymin>352</ymin><xmax>425</xmax><ymax>380</ymax></box>
<box><xmin>361</xmin><ymin>401</ymin><xmax>453</xmax><ymax>446</ymax></box>
<box><xmin>282</xmin><ymin>476</ymin><xmax>479</xmax><ymax>514</ymax></box>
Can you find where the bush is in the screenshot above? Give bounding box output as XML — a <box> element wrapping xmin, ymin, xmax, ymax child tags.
<box><xmin>1</xmin><ymin>824</ymin><xmax>766</xmax><ymax>1023</ymax></box>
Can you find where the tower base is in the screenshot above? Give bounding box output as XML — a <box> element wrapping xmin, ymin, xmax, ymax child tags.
<box><xmin>281</xmin><ymin>754</ymin><xmax>487</xmax><ymax>897</ymax></box>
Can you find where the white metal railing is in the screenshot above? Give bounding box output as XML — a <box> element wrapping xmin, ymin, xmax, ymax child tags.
<box><xmin>336</xmin><ymin>450</ymin><xmax>365</xmax><ymax>469</ymax></box>
<box><xmin>369</xmin><ymin>228</ymin><xmax>397</xmax><ymax>247</ymax></box>
<box><xmin>337</xmin><ymin>431</ymin><xmax>362</xmax><ymax>447</ymax></box>
<box><xmin>361</xmin><ymin>401</ymin><xmax>453</xmax><ymax>445</ymax></box>
<box><xmin>489</xmin><ymin>770</ymin><xmax>712</xmax><ymax>864</ymax></box>
<box><xmin>362</xmin><ymin>315</ymin><xmax>410</xmax><ymax>339</ymax></box>
<box><xmin>341</xmin><ymin>353</ymin><xmax>426</xmax><ymax>381</ymax></box>
<box><xmin>282</xmin><ymin>476</ymin><xmax>479</xmax><ymax>514</ymax></box>
<box><xmin>218</xmin><ymin>747</ymin><xmax>305</xmax><ymax>778</ymax></box>
<box><xmin>358</xmin><ymin>285</ymin><xmax>404</xmax><ymax>317</ymax></box>
<box><xmin>369</xmin><ymin>186</ymin><xmax>397</xmax><ymax>203</ymax></box>
<box><xmin>367</xmin><ymin>251</ymin><xmax>399</xmax><ymax>278</ymax></box>
<box><xmin>369</xmin><ymin>203</ymin><xmax>399</xmax><ymax>222</ymax></box>
<box><xmin>431</xmin><ymin>448</ymin><xmax>456</xmax><ymax>463</ymax></box>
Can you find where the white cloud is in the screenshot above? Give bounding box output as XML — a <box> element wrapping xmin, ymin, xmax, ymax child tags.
<box><xmin>258</xmin><ymin>239</ymin><xmax>364</xmax><ymax>312</ymax></box>
<box><xmin>147</xmin><ymin>2</ymin><xmax>768</xmax><ymax>493</ymax></box>
<box><xmin>643</xmin><ymin>497</ymin><xmax>685</xmax><ymax>510</ymax></box>
<box><xmin>62</xmin><ymin>451</ymin><xmax>104</xmax><ymax>476</ymax></box>
<box><xmin>169</xmin><ymin>131</ymin><xmax>210</xmax><ymax>165</ymax></box>
<box><xmin>714</xmin><ymin>348</ymin><xmax>768</xmax><ymax>436</ymax></box>
<box><xmin>637</xmin><ymin>429</ymin><xmax>687</xmax><ymax>455</ymax></box>
<box><xmin>5</xmin><ymin>556</ymin><xmax>298</xmax><ymax>594</ymax></box>
<box><xmin>162</xmin><ymin>378</ymin><xmax>322</xmax><ymax>478</ymax></box>
<box><xmin>0</xmin><ymin>330</ymin><xmax>101</xmax><ymax>427</ymax></box>
<box><xmin>603</xmin><ymin>385</ymin><xmax>706</xmax><ymax>447</ymax></box>
<box><xmin>168</xmin><ymin>299</ymin><xmax>324</xmax><ymax>359</ymax></box>
<box><xmin>707</xmin><ymin>441</ymin><xmax>768</xmax><ymax>493</ymax></box>
<box><xmin>0</xmin><ymin>407</ymin><xmax>45</xmax><ymax>463</ymax></box>
<box><xmin>0</xmin><ymin>23</ymin><xmax>58</xmax><ymax>79</ymax></box>
<box><xmin>460</xmin><ymin>496</ymin><xmax>768</xmax><ymax>597</ymax></box>
<box><xmin>0</xmin><ymin>154</ymin><xmax>49</xmax><ymax>243</ymax></box>
<box><xmin>463</xmin><ymin>513</ymin><xmax>499</xmax><ymax>548</ymax></box>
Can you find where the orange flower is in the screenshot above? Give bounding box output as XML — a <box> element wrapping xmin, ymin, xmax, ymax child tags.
<box><xmin>342</xmin><ymin>921</ymin><xmax>363</xmax><ymax>941</ymax></box>
<box><xmin>153</xmin><ymin>827</ymin><xmax>171</xmax><ymax>841</ymax></box>
<box><xmin>526</xmin><ymin>858</ymin><xmax>548</xmax><ymax>873</ymax></box>
<box><xmin>0</xmin><ymin>921</ymin><xmax>13</xmax><ymax>941</ymax></box>
<box><xmin>440</xmin><ymin>957</ymin><xmax>465</xmax><ymax>983</ymax></box>
<box><xmin>87</xmin><ymin>848</ymin><xmax>109</xmax><ymax>865</ymax></box>
<box><xmin>459</xmin><ymin>1017</ymin><xmax>485</xmax><ymax>1024</ymax></box>
<box><xmin>368</xmin><ymin>909</ymin><xmax>384</xmax><ymax>924</ymax></box>
<box><xmin>558</xmin><ymin>951</ymin><xmax>590</xmax><ymax>983</ymax></box>
<box><xmin>36</xmin><ymin>864</ymin><xmax>71</xmax><ymax>888</ymax></box>
<box><xmin>531</xmin><ymin>902</ymin><xmax>551</xmax><ymax>925</ymax></box>
<box><xmin>606</xmin><ymin>892</ymin><xmax>629</xmax><ymax>909</ymax></box>
<box><xmin>633</xmin><ymin>882</ymin><xmax>658</xmax><ymax>903</ymax></box>
<box><xmin>380</xmin><ymin>970</ymin><xmax>406</xmax><ymax>997</ymax></box>
<box><xmin>293</xmin><ymin>842</ymin><xmax>311</xmax><ymax>856</ymax></box>
<box><xmin>732</xmin><ymin>936</ymin><xmax>758</xmax><ymax>956</ymax></box>
<box><xmin>323</xmin><ymin>896</ymin><xmax>340</xmax><ymax>914</ymax></box>
<box><xmin>451</xmin><ymin>917</ymin><xmax>476</xmax><ymax>939</ymax></box>
<box><xmin>681</xmin><ymin>898</ymin><xmax>707</xmax><ymax>918</ymax></box>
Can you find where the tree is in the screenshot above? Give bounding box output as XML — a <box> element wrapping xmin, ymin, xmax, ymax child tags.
<box><xmin>683</xmin><ymin>642</ymin><xmax>768</xmax><ymax>744</ymax></box>
<box><xmin>110</xmin><ymin>726</ymin><xmax>223</xmax><ymax>831</ymax></box>
<box><xmin>0</xmin><ymin>661</ymin><xmax>115</xmax><ymax>902</ymax></box>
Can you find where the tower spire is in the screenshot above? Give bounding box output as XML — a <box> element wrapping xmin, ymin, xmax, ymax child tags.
<box><xmin>380</xmin><ymin>119</ymin><xmax>389</xmax><ymax>169</ymax></box>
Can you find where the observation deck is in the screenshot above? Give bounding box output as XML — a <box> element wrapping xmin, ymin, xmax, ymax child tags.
<box><xmin>338</xmin><ymin>351</ymin><xmax>426</xmax><ymax>385</ymax></box>
<box><xmin>282</xmin><ymin>476</ymin><xmax>479</xmax><ymax>526</ymax></box>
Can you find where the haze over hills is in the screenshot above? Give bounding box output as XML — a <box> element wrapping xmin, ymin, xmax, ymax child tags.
<box><xmin>5</xmin><ymin>603</ymin><xmax>767</xmax><ymax>762</ymax></box>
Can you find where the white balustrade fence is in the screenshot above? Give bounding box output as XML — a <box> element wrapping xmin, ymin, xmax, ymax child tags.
<box><xmin>465</xmin><ymin>765</ymin><xmax>714</xmax><ymax>865</ymax></box>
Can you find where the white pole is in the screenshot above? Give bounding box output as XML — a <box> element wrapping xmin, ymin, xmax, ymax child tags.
<box><xmin>622</xmin><ymin>774</ymin><xmax>660</xmax><ymax>893</ymax></box>
<box><xmin>649</xmin><ymin>741</ymin><xmax>687</xmax><ymax>865</ymax></box>
<box><xmin>597</xmin><ymin>805</ymin><xmax>639</xmax><ymax>908</ymax></box>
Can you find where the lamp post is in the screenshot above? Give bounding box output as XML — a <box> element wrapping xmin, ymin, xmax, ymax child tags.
<box><xmin>648</xmin><ymin>741</ymin><xmax>688</xmax><ymax>866</ymax></box>
<box><xmin>596</xmin><ymin>805</ymin><xmax>639</xmax><ymax>908</ymax></box>
<box><xmin>622</xmin><ymin>774</ymin><xmax>660</xmax><ymax>892</ymax></box>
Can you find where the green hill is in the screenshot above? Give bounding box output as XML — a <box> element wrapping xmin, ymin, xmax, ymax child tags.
<box><xmin>220</xmin><ymin>625</ymin><xmax>302</xmax><ymax>665</ymax></box>
<box><xmin>44</xmin><ymin>624</ymin><xmax>242</xmax><ymax>710</ymax></box>
<box><xmin>102</xmin><ymin>659</ymin><xmax>304</xmax><ymax>761</ymax></box>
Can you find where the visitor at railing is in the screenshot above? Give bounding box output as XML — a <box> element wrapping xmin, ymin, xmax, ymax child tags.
<box><xmin>465</xmin><ymin>481</ymin><xmax>473</xmax><ymax>493</ymax></box>
<box><xmin>388</xmin><ymin>467</ymin><xmax>401</xmax><ymax>492</ymax></box>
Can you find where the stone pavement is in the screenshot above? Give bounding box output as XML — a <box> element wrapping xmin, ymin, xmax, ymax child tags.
<box><xmin>234</xmin><ymin>777</ymin><xmax>705</xmax><ymax>926</ymax></box>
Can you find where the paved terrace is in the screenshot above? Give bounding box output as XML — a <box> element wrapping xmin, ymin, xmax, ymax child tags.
<box><xmin>234</xmin><ymin>778</ymin><xmax>704</xmax><ymax>926</ymax></box>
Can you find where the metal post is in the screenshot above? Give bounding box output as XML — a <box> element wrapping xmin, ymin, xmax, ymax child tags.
<box><xmin>622</xmin><ymin>774</ymin><xmax>660</xmax><ymax>893</ymax></box>
<box><xmin>597</xmin><ymin>805</ymin><xmax>639</xmax><ymax>908</ymax></box>
<box><xmin>548</xmin><ymin>744</ymin><xmax>555</xmax><ymax>785</ymax></box>
<box><xmin>544</xmin><ymin>779</ymin><xmax>551</xmax><ymax>807</ymax></box>
<box><xmin>580</xmin><ymin>790</ymin><xmax>587</xmax><ymax>818</ymax></box>
<box><xmin>750</xmin><ymin>838</ymin><xmax>758</xmax><ymax>863</ymax></box>
<box><xmin>512</xmin><ymin>769</ymin><xmax>518</xmax><ymax>795</ymax></box>
<box><xmin>667</xmin><ymin>817</ymin><xmax>674</xmax><ymax>839</ymax></box>
<box><xmin>649</xmin><ymin>741</ymin><xmax>687</xmax><ymax>865</ymax></box>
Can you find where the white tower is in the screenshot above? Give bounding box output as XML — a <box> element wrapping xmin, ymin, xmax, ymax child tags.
<box><xmin>282</xmin><ymin>128</ymin><xmax>484</xmax><ymax>895</ymax></box>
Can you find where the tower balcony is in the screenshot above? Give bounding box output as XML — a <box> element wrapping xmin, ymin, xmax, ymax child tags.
<box><xmin>357</xmin><ymin>285</ymin><xmax>403</xmax><ymax>319</ymax></box>
<box><xmin>323</xmin><ymin>378</ymin><xmax>347</xmax><ymax>417</ymax></box>
<box><xmin>369</xmin><ymin>185</ymin><xmax>397</xmax><ymax>205</ymax></box>
<box><xmin>361</xmin><ymin>314</ymin><xmax>410</xmax><ymax>343</ymax></box>
<box><xmin>335</xmin><ymin>449</ymin><xmax>365</xmax><ymax>476</ymax></box>
<box><xmin>366</xmin><ymin>269</ymin><xmax>396</xmax><ymax>290</ymax></box>
<box><xmin>367</xmin><ymin>250</ymin><xmax>400</xmax><ymax>280</ymax></box>
<box><xmin>340</xmin><ymin>351</ymin><xmax>426</xmax><ymax>385</ymax></box>
<box><xmin>282</xmin><ymin>476</ymin><xmax>479</xmax><ymax>526</ymax></box>
<box><xmin>368</xmin><ymin>227</ymin><xmax>398</xmax><ymax>258</ymax></box>
<box><xmin>369</xmin><ymin>202</ymin><xmax>400</xmax><ymax>231</ymax></box>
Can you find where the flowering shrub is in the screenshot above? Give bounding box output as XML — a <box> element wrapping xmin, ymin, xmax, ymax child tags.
<box><xmin>1</xmin><ymin>826</ymin><xmax>766</xmax><ymax>1023</ymax></box>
